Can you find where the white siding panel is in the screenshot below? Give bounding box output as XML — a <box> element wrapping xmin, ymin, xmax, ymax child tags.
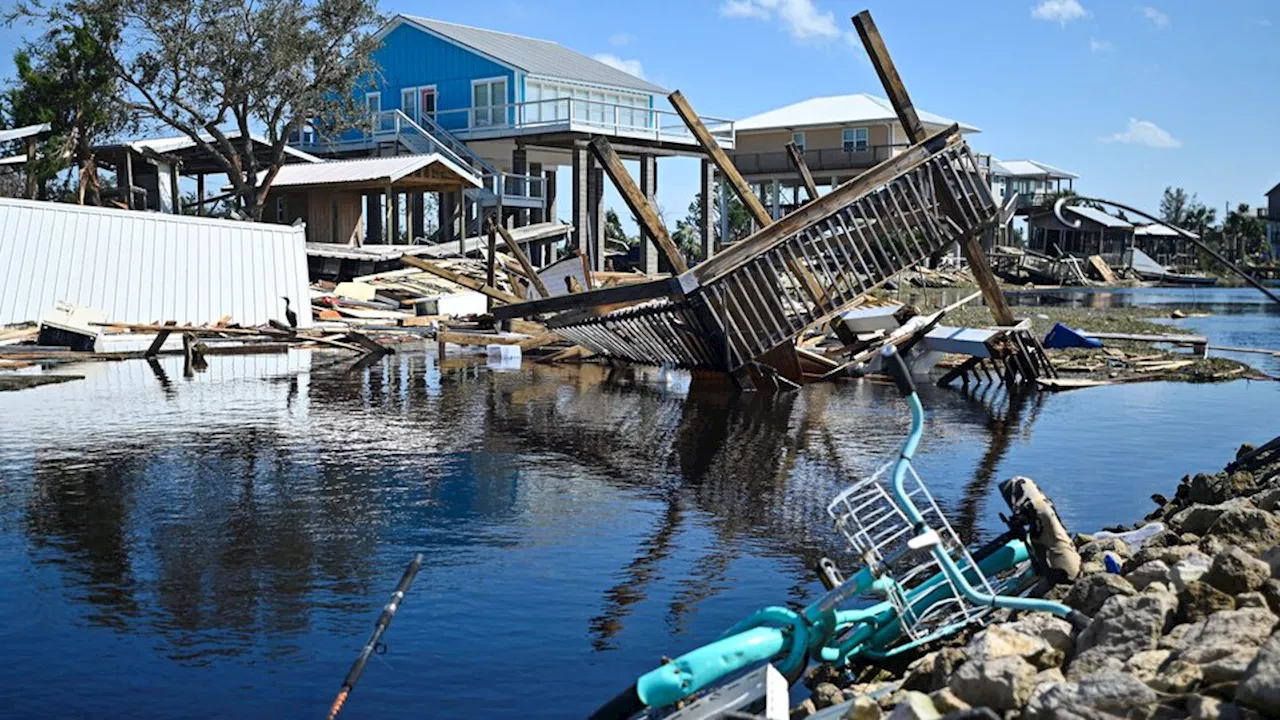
<box><xmin>0</xmin><ymin>198</ymin><xmax>310</xmax><ymax>328</ymax></box>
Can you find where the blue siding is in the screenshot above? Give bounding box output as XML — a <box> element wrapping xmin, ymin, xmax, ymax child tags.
<box><xmin>370</xmin><ymin>23</ymin><xmax>516</xmax><ymax>133</ymax></box>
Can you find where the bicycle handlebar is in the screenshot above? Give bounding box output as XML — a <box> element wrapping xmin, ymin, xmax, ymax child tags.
<box><xmin>880</xmin><ymin>345</ymin><xmax>916</xmax><ymax>398</ymax></box>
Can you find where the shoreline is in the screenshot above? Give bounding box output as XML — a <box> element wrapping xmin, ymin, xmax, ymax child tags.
<box><xmin>796</xmin><ymin>437</ymin><xmax>1280</xmax><ymax>719</ymax></box>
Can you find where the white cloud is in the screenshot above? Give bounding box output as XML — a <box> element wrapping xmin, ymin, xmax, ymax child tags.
<box><xmin>718</xmin><ymin>0</ymin><xmax>841</xmax><ymax>40</ymax></box>
<box><xmin>592</xmin><ymin>53</ymin><xmax>645</xmax><ymax>79</ymax></box>
<box><xmin>1090</xmin><ymin>38</ymin><xmax>1113</xmax><ymax>52</ymax></box>
<box><xmin>609</xmin><ymin>32</ymin><xmax>636</xmax><ymax>47</ymax></box>
<box><xmin>1102</xmin><ymin>118</ymin><xmax>1182</xmax><ymax>149</ymax></box>
<box><xmin>1031</xmin><ymin>0</ymin><xmax>1088</xmax><ymax>24</ymax></box>
<box><xmin>1141</xmin><ymin>6</ymin><xmax>1170</xmax><ymax>29</ymax></box>
<box><xmin>1252</xmin><ymin>18</ymin><xmax>1273</xmax><ymax>27</ymax></box>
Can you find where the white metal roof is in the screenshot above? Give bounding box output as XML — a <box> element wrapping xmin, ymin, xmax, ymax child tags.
<box><xmin>1066</xmin><ymin>206</ymin><xmax>1132</xmax><ymax>229</ymax></box>
<box><xmin>990</xmin><ymin>159</ymin><xmax>1078</xmax><ymax>180</ymax></box>
<box><xmin>0</xmin><ymin>198</ymin><xmax>311</xmax><ymax>327</ymax></box>
<box><xmin>394</xmin><ymin>15</ymin><xmax>668</xmax><ymax>95</ymax></box>
<box><xmin>263</xmin><ymin>154</ymin><xmax>481</xmax><ymax>189</ymax></box>
<box><xmin>125</xmin><ymin>132</ymin><xmax>322</xmax><ymax>164</ymax></box>
<box><xmin>0</xmin><ymin>123</ymin><xmax>52</xmax><ymax>144</ymax></box>
<box><xmin>735</xmin><ymin>94</ymin><xmax>979</xmax><ymax>133</ymax></box>
<box><xmin>1134</xmin><ymin>222</ymin><xmax>1197</xmax><ymax>239</ymax></box>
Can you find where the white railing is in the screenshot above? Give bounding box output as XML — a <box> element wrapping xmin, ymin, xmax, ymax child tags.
<box><xmin>428</xmin><ymin>98</ymin><xmax>735</xmax><ymax>146</ymax></box>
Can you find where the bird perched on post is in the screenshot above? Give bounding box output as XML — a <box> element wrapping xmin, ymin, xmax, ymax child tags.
<box><xmin>282</xmin><ymin>296</ymin><xmax>298</xmax><ymax>329</ymax></box>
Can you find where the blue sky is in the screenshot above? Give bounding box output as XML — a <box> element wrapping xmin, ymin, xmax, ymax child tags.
<box><xmin>1</xmin><ymin>0</ymin><xmax>1276</xmax><ymax>227</ymax></box>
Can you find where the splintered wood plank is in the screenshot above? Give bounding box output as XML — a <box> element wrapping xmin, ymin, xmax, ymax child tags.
<box><xmin>400</xmin><ymin>255</ymin><xmax>523</xmax><ymax>305</ymax></box>
<box><xmin>495</xmin><ymin>223</ymin><xmax>551</xmax><ymax>299</ymax></box>
<box><xmin>785</xmin><ymin>141</ymin><xmax>820</xmax><ymax>201</ymax></box>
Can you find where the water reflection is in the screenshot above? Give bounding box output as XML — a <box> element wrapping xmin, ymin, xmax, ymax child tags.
<box><xmin>0</xmin><ymin>340</ymin><xmax>1275</xmax><ymax>717</ymax></box>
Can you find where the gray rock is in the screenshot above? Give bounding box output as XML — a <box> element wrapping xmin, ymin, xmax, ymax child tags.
<box><xmin>886</xmin><ymin>692</ymin><xmax>940</xmax><ymax>720</ymax></box>
<box><xmin>1238</xmin><ymin>592</ymin><xmax>1269</xmax><ymax>610</ymax></box>
<box><xmin>1236</xmin><ymin>631</ymin><xmax>1280</xmax><ymax>715</ymax></box>
<box><xmin>1251</xmin><ymin>487</ymin><xmax>1280</xmax><ymax>512</ymax></box>
<box><xmin>901</xmin><ymin>648</ymin><xmax>966</xmax><ymax>694</ymax></box>
<box><xmin>1130</xmin><ymin>544</ymin><xmax>1213</xmax><ymax>574</ymax></box>
<box><xmin>1203</xmin><ymin>534</ymin><xmax>1230</xmax><ymax>557</ymax></box>
<box><xmin>1207</xmin><ymin>508</ymin><xmax>1280</xmax><ymax>554</ymax></box>
<box><xmin>1260</xmin><ymin>546</ymin><xmax>1280</xmax><ymax>579</ymax></box>
<box><xmin>1123</xmin><ymin>649</ymin><xmax>1172</xmax><ymax>684</ymax></box>
<box><xmin>1003</xmin><ymin>614</ymin><xmax>1075</xmax><ymax>660</ymax></box>
<box><xmin>1172</xmin><ymin>608</ymin><xmax>1278</xmax><ymax>684</ymax></box>
<box><xmin>843</xmin><ymin>696</ymin><xmax>883</xmax><ymax>720</ymax></box>
<box><xmin>1160</xmin><ymin>622</ymin><xmax>1193</xmax><ymax>650</ymax></box>
<box><xmin>791</xmin><ymin>698</ymin><xmax>817</xmax><ymax>720</ymax></box>
<box><xmin>1126</xmin><ymin>559</ymin><xmax>1173</xmax><ymax>591</ymax></box>
<box><xmin>1174</xmin><ymin>501</ymin><xmax>1251</xmax><ymax>536</ymax></box>
<box><xmin>1149</xmin><ymin>659</ymin><xmax>1203</xmax><ymax>693</ymax></box>
<box><xmin>1186</xmin><ymin>694</ymin><xmax>1242</xmax><ymax>720</ymax></box>
<box><xmin>1261</xmin><ymin>579</ymin><xmax>1280</xmax><ymax>615</ymax></box>
<box><xmin>965</xmin><ymin>623</ymin><xmax>1062</xmax><ymax>670</ymax></box>
<box><xmin>947</xmin><ymin>655</ymin><xmax>1037</xmax><ymax>711</ymax></box>
<box><xmin>814</xmin><ymin>682</ymin><xmax>844</xmax><ymax>709</ymax></box>
<box><xmin>1070</xmin><ymin>588</ymin><xmax>1176</xmax><ymax>679</ymax></box>
<box><xmin>1206</xmin><ymin>546</ymin><xmax>1273</xmax><ymax>595</ymax></box>
<box><xmin>1079</xmin><ymin>537</ymin><xmax>1133</xmax><ymax>563</ymax></box>
<box><xmin>1024</xmin><ymin>670</ymin><xmax>1159</xmax><ymax>719</ymax></box>
<box><xmin>926</xmin><ymin>688</ymin><xmax>968</xmax><ymax>714</ymax></box>
<box><xmin>1064</xmin><ymin>573</ymin><xmax>1136</xmax><ymax>616</ymax></box>
<box><xmin>1178</xmin><ymin>581</ymin><xmax>1238</xmax><ymax>624</ymax></box>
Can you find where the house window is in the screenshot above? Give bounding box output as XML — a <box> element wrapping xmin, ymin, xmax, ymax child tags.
<box><xmin>400</xmin><ymin>88</ymin><xmax>416</xmax><ymax>120</ymax></box>
<box><xmin>792</xmin><ymin>131</ymin><xmax>805</xmax><ymax>154</ymax></box>
<box><xmin>843</xmin><ymin>127</ymin><xmax>868</xmax><ymax>152</ymax></box>
<box><xmin>471</xmin><ymin>78</ymin><xmax>507</xmax><ymax>128</ymax></box>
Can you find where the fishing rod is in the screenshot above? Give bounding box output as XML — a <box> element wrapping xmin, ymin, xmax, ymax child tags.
<box><xmin>326</xmin><ymin>553</ymin><xmax>425</xmax><ymax>720</ymax></box>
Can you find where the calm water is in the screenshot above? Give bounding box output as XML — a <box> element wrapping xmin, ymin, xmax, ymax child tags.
<box><xmin>0</xmin><ymin>288</ymin><xmax>1277</xmax><ymax>718</ymax></box>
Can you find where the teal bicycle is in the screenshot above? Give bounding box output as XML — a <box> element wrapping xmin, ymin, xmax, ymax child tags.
<box><xmin>591</xmin><ymin>346</ymin><xmax>1089</xmax><ymax>719</ymax></box>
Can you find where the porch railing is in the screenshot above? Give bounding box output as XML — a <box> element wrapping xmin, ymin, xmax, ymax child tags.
<box><xmin>729</xmin><ymin>145</ymin><xmax>904</xmax><ymax>175</ymax></box>
<box><xmin>425</xmin><ymin>98</ymin><xmax>735</xmax><ymax>147</ymax></box>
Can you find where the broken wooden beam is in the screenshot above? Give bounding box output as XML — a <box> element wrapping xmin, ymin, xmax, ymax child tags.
<box><xmin>489</xmin><ymin>277</ymin><xmax>678</xmax><ymax>320</ymax></box>
<box><xmin>494</xmin><ymin>223</ymin><xmax>552</xmax><ymax>299</ymax></box>
<box><xmin>588</xmin><ymin>135</ymin><xmax>689</xmax><ymax>274</ymax></box>
<box><xmin>400</xmin><ymin>255</ymin><xmax>523</xmax><ymax>305</ymax></box>
<box><xmin>785</xmin><ymin>141</ymin><xmax>820</xmax><ymax>201</ymax></box>
<box><xmin>851</xmin><ymin>10</ymin><xmax>1015</xmax><ymax>327</ymax></box>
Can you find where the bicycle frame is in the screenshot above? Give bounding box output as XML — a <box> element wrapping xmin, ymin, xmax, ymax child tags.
<box><xmin>618</xmin><ymin>347</ymin><xmax>1088</xmax><ymax>714</ymax></box>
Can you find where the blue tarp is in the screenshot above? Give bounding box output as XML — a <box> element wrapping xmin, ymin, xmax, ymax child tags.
<box><xmin>1043</xmin><ymin>322</ymin><xmax>1104</xmax><ymax>350</ymax></box>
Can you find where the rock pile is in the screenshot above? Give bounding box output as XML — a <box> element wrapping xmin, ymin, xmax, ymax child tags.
<box><xmin>796</xmin><ymin>441</ymin><xmax>1280</xmax><ymax>719</ymax></box>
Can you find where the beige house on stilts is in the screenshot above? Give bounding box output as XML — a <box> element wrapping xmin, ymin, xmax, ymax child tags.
<box><xmin>726</xmin><ymin>93</ymin><xmax>979</xmax><ymax>232</ymax></box>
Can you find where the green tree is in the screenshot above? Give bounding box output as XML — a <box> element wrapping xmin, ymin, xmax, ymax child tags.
<box><xmin>604</xmin><ymin>207</ymin><xmax>634</xmax><ymax>253</ymax></box>
<box><xmin>18</xmin><ymin>0</ymin><xmax>382</xmax><ymax>220</ymax></box>
<box><xmin>1159</xmin><ymin>186</ymin><xmax>1192</xmax><ymax>226</ymax></box>
<box><xmin>1223</xmin><ymin>202</ymin><xmax>1267</xmax><ymax>261</ymax></box>
<box><xmin>2</xmin><ymin>9</ymin><xmax>129</xmax><ymax>203</ymax></box>
<box><xmin>674</xmin><ymin>184</ymin><xmax>753</xmax><ymax>257</ymax></box>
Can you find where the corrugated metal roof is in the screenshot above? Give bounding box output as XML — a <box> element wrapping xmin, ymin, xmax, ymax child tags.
<box><xmin>735</xmin><ymin>94</ymin><xmax>979</xmax><ymax>133</ymax></box>
<box><xmin>0</xmin><ymin>122</ymin><xmax>51</xmax><ymax>143</ymax></box>
<box><xmin>399</xmin><ymin>15</ymin><xmax>668</xmax><ymax>95</ymax></box>
<box><xmin>125</xmin><ymin>132</ymin><xmax>322</xmax><ymax>163</ymax></box>
<box><xmin>0</xmin><ymin>198</ymin><xmax>311</xmax><ymax>328</ymax></box>
<box><xmin>1066</xmin><ymin>206</ymin><xmax>1132</xmax><ymax>229</ymax></box>
<box><xmin>265</xmin><ymin>153</ymin><xmax>480</xmax><ymax>189</ymax></box>
<box><xmin>990</xmin><ymin>159</ymin><xmax>1078</xmax><ymax>180</ymax></box>
<box><xmin>1134</xmin><ymin>222</ymin><xmax>1197</xmax><ymax>239</ymax></box>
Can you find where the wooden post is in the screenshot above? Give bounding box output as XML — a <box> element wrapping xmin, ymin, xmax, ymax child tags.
<box><xmin>169</xmin><ymin>161</ymin><xmax>182</xmax><ymax>215</ymax></box>
<box><xmin>389</xmin><ymin>188</ymin><xmax>401</xmax><ymax>244</ymax></box>
<box><xmin>786</xmin><ymin>141</ymin><xmax>819</xmax><ymax>201</ymax></box>
<box><xmin>699</xmin><ymin>159</ymin><xmax>715</xmax><ymax>260</ymax></box>
<box><xmin>588</xmin><ymin>136</ymin><xmax>688</xmax><ymax>274</ymax></box>
<box><xmin>487</xmin><ymin>219</ymin><xmax>497</xmax><ymax>312</ymax></box>
<box><xmin>196</xmin><ymin>174</ymin><xmax>206</xmax><ymax>216</ymax></box>
<box><xmin>23</xmin><ymin>137</ymin><xmax>36</xmax><ymax>200</ymax></box>
<box><xmin>638</xmin><ymin>154</ymin><xmax>659</xmax><ymax>274</ymax></box>
<box><xmin>123</xmin><ymin>150</ymin><xmax>135</xmax><ymax>209</ymax></box>
<box><xmin>851</xmin><ymin>10</ymin><xmax>1015</xmax><ymax>327</ymax></box>
<box><xmin>455</xmin><ymin>186</ymin><xmax>466</xmax><ymax>256</ymax></box>
<box><xmin>571</xmin><ymin>141</ymin><xmax>589</xmax><ymax>258</ymax></box>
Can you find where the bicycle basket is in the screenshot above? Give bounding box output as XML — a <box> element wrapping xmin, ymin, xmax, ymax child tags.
<box><xmin>826</xmin><ymin>461</ymin><xmax>997</xmax><ymax>645</ymax></box>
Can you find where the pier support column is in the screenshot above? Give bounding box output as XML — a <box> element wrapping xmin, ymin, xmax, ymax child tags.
<box><xmin>588</xmin><ymin>159</ymin><xmax>606</xmax><ymax>272</ymax></box>
<box><xmin>719</xmin><ymin>179</ymin><xmax>729</xmax><ymax>250</ymax></box>
<box><xmin>511</xmin><ymin>147</ymin><xmax>529</xmax><ymax>228</ymax></box>
<box><xmin>529</xmin><ymin>161</ymin><xmax>544</xmax><ymax>225</ymax></box>
<box><xmin>366</xmin><ymin>193</ymin><xmax>382</xmax><ymax>244</ymax></box>
<box><xmin>700</xmin><ymin>159</ymin><xmax>715</xmax><ymax>261</ymax></box>
<box><xmin>638</xmin><ymin>154</ymin><xmax>659</xmax><ymax>275</ymax></box>
<box><xmin>571</xmin><ymin>141</ymin><xmax>589</xmax><ymax>259</ymax></box>
<box><xmin>411</xmin><ymin>192</ymin><xmax>425</xmax><ymax>241</ymax></box>
<box><xmin>439</xmin><ymin>190</ymin><xmax>454</xmax><ymax>246</ymax></box>
<box><xmin>544</xmin><ymin>168</ymin><xmax>559</xmax><ymax>263</ymax></box>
